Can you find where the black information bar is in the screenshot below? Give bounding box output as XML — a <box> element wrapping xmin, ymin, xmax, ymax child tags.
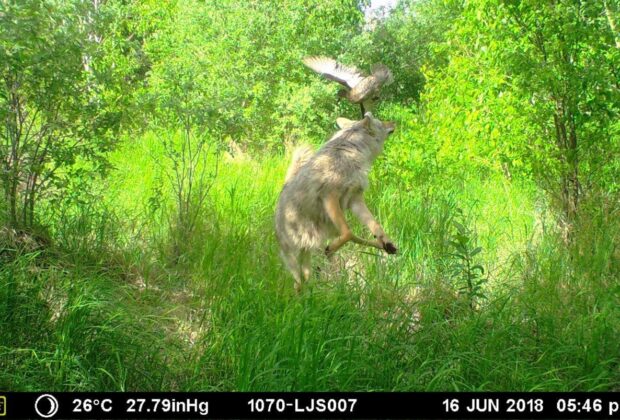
<box><xmin>0</xmin><ymin>392</ymin><xmax>619</xmax><ymax>419</ymax></box>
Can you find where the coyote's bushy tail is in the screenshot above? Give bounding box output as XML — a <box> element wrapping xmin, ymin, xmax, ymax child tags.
<box><xmin>284</xmin><ymin>145</ymin><xmax>314</xmax><ymax>183</ymax></box>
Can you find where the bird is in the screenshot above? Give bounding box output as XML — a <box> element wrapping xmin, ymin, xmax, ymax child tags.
<box><xmin>303</xmin><ymin>56</ymin><xmax>393</xmax><ymax>117</ymax></box>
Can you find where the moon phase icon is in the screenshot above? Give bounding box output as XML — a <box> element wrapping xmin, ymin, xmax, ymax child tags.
<box><xmin>35</xmin><ymin>394</ymin><xmax>59</xmax><ymax>418</ymax></box>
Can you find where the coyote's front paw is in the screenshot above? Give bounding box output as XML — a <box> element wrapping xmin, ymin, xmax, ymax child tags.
<box><xmin>378</xmin><ymin>235</ymin><xmax>398</xmax><ymax>254</ymax></box>
<box><xmin>383</xmin><ymin>241</ymin><xmax>397</xmax><ymax>254</ymax></box>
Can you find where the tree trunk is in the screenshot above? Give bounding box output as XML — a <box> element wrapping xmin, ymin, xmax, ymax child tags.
<box><xmin>604</xmin><ymin>0</ymin><xmax>620</xmax><ymax>48</ymax></box>
<box><xmin>566</xmin><ymin>114</ymin><xmax>579</xmax><ymax>220</ymax></box>
<box><xmin>553</xmin><ymin>99</ymin><xmax>579</xmax><ymax>240</ymax></box>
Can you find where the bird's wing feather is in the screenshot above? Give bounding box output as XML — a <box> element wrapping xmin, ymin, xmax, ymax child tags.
<box><xmin>348</xmin><ymin>76</ymin><xmax>380</xmax><ymax>103</ymax></box>
<box><xmin>303</xmin><ymin>56</ymin><xmax>366</xmax><ymax>89</ymax></box>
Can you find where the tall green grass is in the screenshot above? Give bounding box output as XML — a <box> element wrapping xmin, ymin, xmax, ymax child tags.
<box><xmin>1</xmin><ymin>131</ymin><xmax>618</xmax><ymax>391</ymax></box>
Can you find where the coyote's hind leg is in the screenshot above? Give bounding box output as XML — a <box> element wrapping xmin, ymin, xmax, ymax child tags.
<box><xmin>300</xmin><ymin>249</ymin><xmax>312</xmax><ymax>286</ymax></box>
<box><xmin>280</xmin><ymin>248</ymin><xmax>303</xmax><ymax>292</ymax></box>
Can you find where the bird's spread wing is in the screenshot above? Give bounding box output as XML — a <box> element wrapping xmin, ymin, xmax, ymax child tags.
<box><xmin>302</xmin><ymin>56</ymin><xmax>366</xmax><ymax>89</ymax></box>
<box><xmin>370</xmin><ymin>63</ymin><xmax>394</xmax><ymax>85</ymax></box>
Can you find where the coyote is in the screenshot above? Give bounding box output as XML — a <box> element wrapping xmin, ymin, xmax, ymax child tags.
<box><xmin>275</xmin><ymin>112</ymin><xmax>397</xmax><ymax>292</ymax></box>
<box><xmin>302</xmin><ymin>56</ymin><xmax>393</xmax><ymax>117</ymax></box>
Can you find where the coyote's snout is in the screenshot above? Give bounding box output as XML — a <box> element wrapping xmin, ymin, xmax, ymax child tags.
<box><xmin>275</xmin><ymin>112</ymin><xmax>397</xmax><ymax>292</ymax></box>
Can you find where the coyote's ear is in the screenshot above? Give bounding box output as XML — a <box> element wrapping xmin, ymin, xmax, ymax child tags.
<box><xmin>361</xmin><ymin>113</ymin><xmax>372</xmax><ymax>129</ymax></box>
<box><xmin>336</xmin><ymin>117</ymin><xmax>356</xmax><ymax>129</ymax></box>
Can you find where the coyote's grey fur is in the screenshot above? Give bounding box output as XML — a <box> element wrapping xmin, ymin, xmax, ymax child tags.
<box><xmin>275</xmin><ymin>112</ymin><xmax>397</xmax><ymax>292</ymax></box>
